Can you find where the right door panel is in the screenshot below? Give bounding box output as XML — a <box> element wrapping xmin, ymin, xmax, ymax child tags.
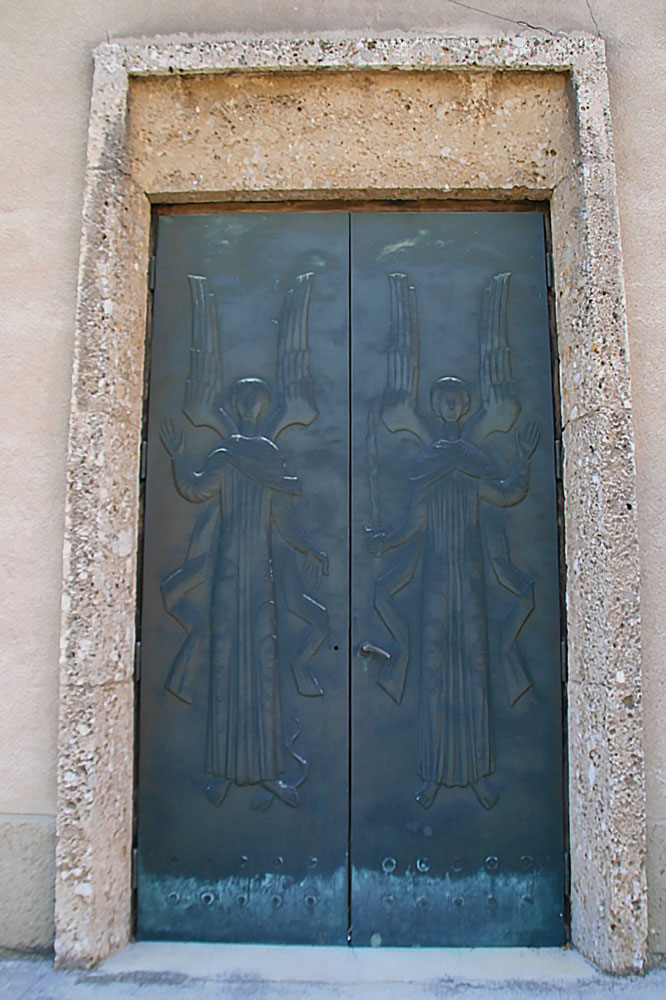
<box><xmin>350</xmin><ymin>211</ymin><xmax>565</xmax><ymax>946</ymax></box>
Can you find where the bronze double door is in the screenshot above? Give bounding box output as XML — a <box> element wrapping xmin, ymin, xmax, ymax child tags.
<box><xmin>137</xmin><ymin>209</ymin><xmax>565</xmax><ymax>947</ymax></box>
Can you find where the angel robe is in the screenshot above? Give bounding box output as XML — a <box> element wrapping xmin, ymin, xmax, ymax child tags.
<box><xmin>168</xmin><ymin>434</ymin><xmax>314</xmax><ymax>786</ymax></box>
<box><xmin>404</xmin><ymin>438</ymin><xmax>530</xmax><ymax>788</ymax></box>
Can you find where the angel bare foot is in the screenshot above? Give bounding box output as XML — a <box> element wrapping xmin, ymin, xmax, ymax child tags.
<box><xmin>205</xmin><ymin>779</ymin><xmax>231</xmax><ymax>808</ymax></box>
<box><xmin>472</xmin><ymin>777</ymin><xmax>499</xmax><ymax>811</ymax></box>
<box><xmin>415</xmin><ymin>780</ymin><xmax>440</xmax><ymax>810</ymax></box>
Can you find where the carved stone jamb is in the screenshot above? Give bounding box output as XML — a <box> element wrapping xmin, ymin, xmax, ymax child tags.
<box><xmin>58</xmin><ymin>34</ymin><xmax>646</xmax><ymax>972</ymax></box>
<box><xmin>56</xmin><ymin>45</ymin><xmax>151</xmax><ymax>968</ymax></box>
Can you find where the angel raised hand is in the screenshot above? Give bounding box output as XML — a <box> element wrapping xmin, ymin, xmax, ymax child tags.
<box><xmin>159</xmin><ymin>271</ymin><xmax>330</xmax><ymax>811</ymax></box>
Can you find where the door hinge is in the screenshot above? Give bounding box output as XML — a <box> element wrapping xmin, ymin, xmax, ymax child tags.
<box><xmin>139</xmin><ymin>439</ymin><xmax>148</xmax><ymax>481</ymax></box>
<box><xmin>563</xmin><ymin>850</ymin><xmax>571</xmax><ymax>896</ymax></box>
<box><xmin>545</xmin><ymin>252</ymin><xmax>554</xmax><ymax>289</ymax></box>
<box><xmin>561</xmin><ymin>638</ymin><xmax>568</xmax><ymax>684</ymax></box>
<box><xmin>554</xmin><ymin>439</ymin><xmax>563</xmax><ymax>481</ymax></box>
<box><xmin>134</xmin><ymin>640</ymin><xmax>142</xmax><ymax>683</ymax></box>
<box><xmin>148</xmin><ymin>255</ymin><xmax>157</xmax><ymax>291</ymax></box>
<box><xmin>131</xmin><ymin>846</ymin><xmax>138</xmax><ymax>890</ymax></box>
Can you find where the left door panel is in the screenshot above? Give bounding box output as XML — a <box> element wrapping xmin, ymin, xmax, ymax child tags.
<box><xmin>137</xmin><ymin>212</ymin><xmax>350</xmax><ymax>944</ymax></box>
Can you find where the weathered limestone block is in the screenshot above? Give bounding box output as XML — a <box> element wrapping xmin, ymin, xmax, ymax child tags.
<box><xmin>0</xmin><ymin>815</ymin><xmax>55</xmax><ymax>952</ymax></box>
<box><xmin>568</xmin><ymin>679</ymin><xmax>647</xmax><ymax>973</ymax></box>
<box><xmin>563</xmin><ymin>408</ymin><xmax>641</xmax><ymax>689</ymax></box>
<box><xmin>56</xmin><ymin>682</ymin><xmax>133</xmax><ymax>968</ymax></box>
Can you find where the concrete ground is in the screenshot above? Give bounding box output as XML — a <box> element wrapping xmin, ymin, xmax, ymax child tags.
<box><xmin>2</xmin><ymin>946</ymin><xmax>666</xmax><ymax>999</ymax></box>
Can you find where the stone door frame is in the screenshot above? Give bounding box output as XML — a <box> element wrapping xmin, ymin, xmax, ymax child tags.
<box><xmin>57</xmin><ymin>34</ymin><xmax>646</xmax><ymax>973</ymax></box>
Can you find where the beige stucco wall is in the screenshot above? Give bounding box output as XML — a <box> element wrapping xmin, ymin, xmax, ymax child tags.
<box><xmin>1</xmin><ymin>0</ymin><xmax>665</xmax><ymax>960</ymax></box>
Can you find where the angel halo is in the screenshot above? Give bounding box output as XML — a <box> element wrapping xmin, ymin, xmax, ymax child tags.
<box><xmin>228</xmin><ymin>376</ymin><xmax>273</xmax><ymax>429</ymax></box>
<box><xmin>430</xmin><ymin>376</ymin><xmax>472</xmax><ymax>423</ymax></box>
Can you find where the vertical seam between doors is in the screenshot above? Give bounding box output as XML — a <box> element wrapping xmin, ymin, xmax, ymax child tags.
<box><xmin>347</xmin><ymin>212</ymin><xmax>353</xmax><ymax>945</ymax></box>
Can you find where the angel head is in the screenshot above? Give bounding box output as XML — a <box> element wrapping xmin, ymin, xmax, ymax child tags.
<box><xmin>229</xmin><ymin>377</ymin><xmax>272</xmax><ymax>432</ymax></box>
<box><xmin>430</xmin><ymin>377</ymin><xmax>471</xmax><ymax>425</ymax></box>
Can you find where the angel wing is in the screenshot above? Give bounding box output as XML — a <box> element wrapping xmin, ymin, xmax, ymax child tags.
<box><xmin>182</xmin><ymin>275</ymin><xmax>236</xmax><ymax>438</ymax></box>
<box><xmin>262</xmin><ymin>272</ymin><xmax>318</xmax><ymax>440</ymax></box>
<box><xmin>379</xmin><ymin>272</ymin><xmax>431</xmax><ymax>443</ymax></box>
<box><xmin>465</xmin><ymin>272</ymin><xmax>521</xmax><ymax>444</ymax></box>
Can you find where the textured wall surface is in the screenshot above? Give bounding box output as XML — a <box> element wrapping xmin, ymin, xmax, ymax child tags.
<box><xmin>1</xmin><ymin>0</ymin><xmax>665</xmax><ymax>971</ymax></box>
<box><xmin>0</xmin><ymin>816</ymin><xmax>55</xmax><ymax>951</ymax></box>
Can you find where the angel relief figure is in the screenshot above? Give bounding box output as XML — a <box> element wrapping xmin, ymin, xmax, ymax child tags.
<box><xmin>159</xmin><ymin>272</ymin><xmax>330</xmax><ymax>811</ymax></box>
<box><xmin>364</xmin><ymin>272</ymin><xmax>539</xmax><ymax>812</ymax></box>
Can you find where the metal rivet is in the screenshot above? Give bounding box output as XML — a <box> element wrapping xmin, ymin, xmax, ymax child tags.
<box><xmin>484</xmin><ymin>855</ymin><xmax>499</xmax><ymax>873</ymax></box>
<box><xmin>416</xmin><ymin>857</ymin><xmax>430</xmax><ymax>873</ymax></box>
<box><xmin>451</xmin><ymin>857</ymin><xmax>463</xmax><ymax>873</ymax></box>
<box><xmin>488</xmin><ymin>895</ymin><xmax>498</xmax><ymax>911</ymax></box>
<box><xmin>271</xmin><ymin>895</ymin><xmax>283</xmax><ymax>908</ymax></box>
<box><xmin>237</xmin><ymin>894</ymin><xmax>248</xmax><ymax>907</ymax></box>
<box><xmin>382</xmin><ymin>894</ymin><xmax>395</xmax><ymax>908</ymax></box>
<box><xmin>417</xmin><ymin>896</ymin><xmax>430</xmax><ymax>909</ymax></box>
<box><xmin>167</xmin><ymin>891</ymin><xmax>180</xmax><ymax>905</ymax></box>
<box><xmin>239</xmin><ymin>855</ymin><xmax>249</xmax><ymax>868</ymax></box>
<box><xmin>305</xmin><ymin>894</ymin><xmax>317</xmax><ymax>908</ymax></box>
<box><xmin>520</xmin><ymin>854</ymin><xmax>534</xmax><ymax>871</ymax></box>
<box><xmin>273</xmin><ymin>856</ymin><xmax>284</xmax><ymax>868</ymax></box>
<box><xmin>307</xmin><ymin>856</ymin><xmax>318</xmax><ymax>869</ymax></box>
<box><xmin>370</xmin><ymin>932</ymin><xmax>382</xmax><ymax>948</ymax></box>
<box><xmin>454</xmin><ymin>896</ymin><xmax>464</xmax><ymax>908</ymax></box>
<box><xmin>382</xmin><ymin>857</ymin><xmax>397</xmax><ymax>874</ymax></box>
<box><xmin>200</xmin><ymin>891</ymin><xmax>214</xmax><ymax>906</ymax></box>
<box><xmin>423</xmin><ymin>825</ymin><xmax>433</xmax><ymax>838</ymax></box>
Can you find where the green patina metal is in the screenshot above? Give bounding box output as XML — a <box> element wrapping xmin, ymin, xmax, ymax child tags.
<box><xmin>137</xmin><ymin>210</ymin><xmax>564</xmax><ymax>947</ymax></box>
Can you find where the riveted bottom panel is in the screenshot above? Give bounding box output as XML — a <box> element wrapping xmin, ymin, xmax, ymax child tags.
<box><xmin>351</xmin><ymin>865</ymin><xmax>564</xmax><ymax>947</ymax></box>
<box><xmin>138</xmin><ymin>866</ymin><xmax>347</xmax><ymax>945</ymax></box>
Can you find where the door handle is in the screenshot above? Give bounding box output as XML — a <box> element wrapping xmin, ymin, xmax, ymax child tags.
<box><xmin>359</xmin><ymin>643</ymin><xmax>391</xmax><ymax>660</ymax></box>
